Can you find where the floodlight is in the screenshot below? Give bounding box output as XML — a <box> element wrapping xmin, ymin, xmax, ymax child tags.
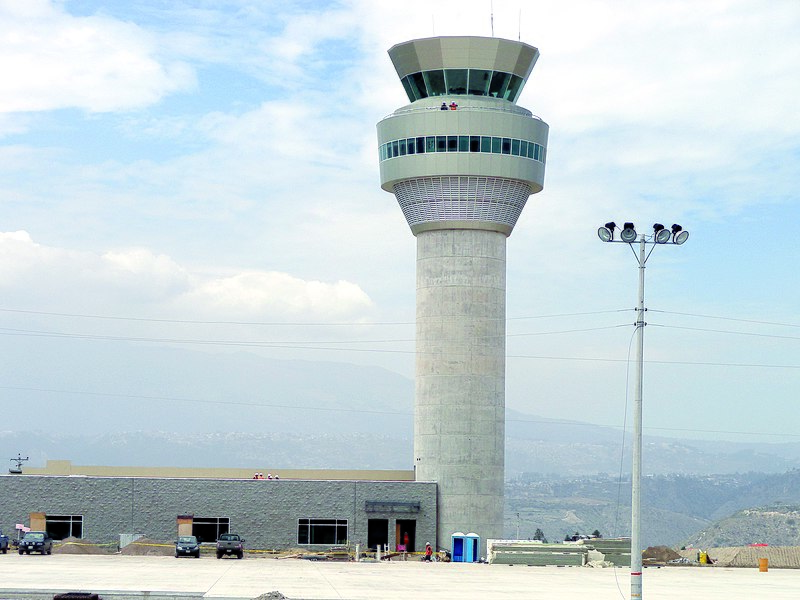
<box><xmin>598</xmin><ymin>227</ymin><xmax>613</xmax><ymax>242</ymax></box>
<box><xmin>674</xmin><ymin>230</ymin><xmax>689</xmax><ymax>245</ymax></box>
<box><xmin>620</xmin><ymin>222</ymin><xmax>637</xmax><ymax>243</ymax></box>
<box><xmin>653</xmin><ymin>223</ymin><xmax>671</xmax><ymax>244</ymax></box>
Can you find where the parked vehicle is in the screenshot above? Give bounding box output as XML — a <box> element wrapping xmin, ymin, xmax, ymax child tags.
<box><xmin>0</xmin><ymin>530</ymin><xmax>9</xmax><ymax>554</ymax></box>
<box><xmin>175</xmin><ymin>535</ymin><xmax>200</xmax><ymax>558</ymax></box>
<box><xmin>216</xmin><ymin>533</ymin><xmax>245</xmax><ymax>559</ymax></box>
<box><xmin>18</xmin><ymin>531</ymin><xmax>53</xmax><ymax>555</ymax></box>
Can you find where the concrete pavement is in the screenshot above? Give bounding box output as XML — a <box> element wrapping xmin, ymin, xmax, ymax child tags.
<box><xmin>0</xmin><ymin>553</ymin><xmax>798</xmax><ymax>599</ymax></box>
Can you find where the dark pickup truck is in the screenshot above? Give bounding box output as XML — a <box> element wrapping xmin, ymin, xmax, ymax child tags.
<box><xmin>216</xmin><ymin>533</ymin><xmax>245</xmax><ymax>559</ymax></box>
<box><xmin>0</xmin><ymin>530</ymin><xmax>8</xmax><ymax>553</ymax></box>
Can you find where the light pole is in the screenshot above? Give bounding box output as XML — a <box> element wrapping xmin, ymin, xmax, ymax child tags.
<box><xmin>597</xmin><ymin>222</ymin><xmax>689</xmax><ymax>600</ymax></box>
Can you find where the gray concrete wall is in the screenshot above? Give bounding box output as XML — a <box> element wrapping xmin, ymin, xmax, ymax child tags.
<box><xmin>0</xmin><ymin>475</ymin><xmax>436</xmax><ymax>552</ymax></box>
<box><xmin>415</xmin><ymin>228</ymin><xmax>506</xmax><ymax>551</ymax></box>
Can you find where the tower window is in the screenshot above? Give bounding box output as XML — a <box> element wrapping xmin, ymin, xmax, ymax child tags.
<box><xmin>380</xmin><ymin>134</ymin><xmax>546</xmax><ymax>164</ymax></box>
<box><xmin>468</xmin><ymin>69</ymin><xmax>492</xmax><ymax>96</ymax></box>
<box><xmin>423</xmin><ymin>70</ymin><xmax>446</xmax><ymax>96</ymax></box>
<box><xmin>445</xmin><ymin>69</ymin><xmax>468</xmax><ymax>95</ymax></box>
<box><xmin>410</xmin><ymin>73</ymin><xmax>428</xmax><ymax>99</ymax></box>
<box><xmin>505</xmin><ymin>75</ymin><xmax>524</xmax><ymax>102</ymax></box>
<box><xmin>488</xmin><ymin>72</ymin><xmax>511</xmax><ymax>98</ymax></box>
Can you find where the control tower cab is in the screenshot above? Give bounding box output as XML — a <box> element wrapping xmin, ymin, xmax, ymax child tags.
<box><xmin>377</xmin><ymin>36</ymin><xmax>549</xmax><ymax>236</ymax></box>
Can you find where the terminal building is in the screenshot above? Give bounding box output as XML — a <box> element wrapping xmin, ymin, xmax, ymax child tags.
<box><xmin>0</xmin><ymin>35</ymin><xmax>547</xmax><ymax>557</ymax></box>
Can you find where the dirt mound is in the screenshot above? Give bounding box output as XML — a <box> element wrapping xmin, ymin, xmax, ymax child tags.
<box><xmin>120</xmin><ymin>538</ymin><xmax>174</xmax><ymax>556</ymax></box>
<box><xmin>643</xmin><ymin>546</ymin><xmax>681</xmax><ymax>562</ymax></box>
<box><xmin>54</xmin><ymin>537</ymin><xmax>115</xmax><ymax>555</ymax></box>
<box><xmin>252</xmin><ymin>593</ymin><xmax>287</xmax><ymax>600</ymax></box>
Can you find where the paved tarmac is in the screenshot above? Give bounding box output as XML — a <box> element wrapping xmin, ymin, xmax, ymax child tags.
<box><xmin>0</xmin><ymin>553</ymin><xmax>798</xmax><ymax>599</ymax></box>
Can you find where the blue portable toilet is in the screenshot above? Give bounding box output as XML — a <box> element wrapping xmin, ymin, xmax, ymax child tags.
<box><xmin>451</xmin><ymin>532</ymin><xmax>480</xmax><ymax>563</ymax></box>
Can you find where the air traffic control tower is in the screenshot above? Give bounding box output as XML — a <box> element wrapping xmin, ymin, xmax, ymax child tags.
<box><xmin>377</xmin><ymin>36</ymin><xmax>549</xmax><ymax>551</ymax></box>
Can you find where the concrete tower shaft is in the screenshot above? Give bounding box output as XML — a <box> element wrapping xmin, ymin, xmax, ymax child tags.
<box><xmin>377</xmin><ymin>36</ymin><xmax>548</xmax><ymax>553</ymax></box>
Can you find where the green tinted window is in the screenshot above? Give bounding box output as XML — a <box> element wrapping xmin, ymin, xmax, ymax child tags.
<box><xmin>399</xmin><ymin>139</ymin><xmax>406</xmax><ymax>156</ymax></box>
<box><xmin>423</xmin><ymin>70</ymin><xmax>446</xmax><ymax>96</ymax></box>
<box><xmin>436</xmin><ymin>136</ymin><xmax>447</xmax><ymax>152</ymax></box>
<box><xmin>445</xmin><ymin>69</ymin><xmax>468</xmax><ymax>94</ymax></box>
<box><xmin>426</xmin><ymin>136</ymin><xmax>436</xmax><ymax>153</ymax></box>
<box><xmin>468</xmin><ymin>69</ymin><xmax>492</xmax><ymax>96</ymax></box>
<box><xmin>505</xmin><ymin>75</ymin><xmax>523</xmax><ymax>101</ymax></box>
<box><xmin>401</xmin><ymin>77</ymin><xmax>416</xmax><ymax>102</ymax></box>
<box><xmin>528</xmin><ymin>143</ymin><xmax>535</xmax><ymax>159</ymax></box>
<box><xmin>501</xmin><ymin>138</ymin><xmax>511</xmax><ymax>154</ymax></box>
<box><xmin>447</xmin><ymin>136</ymin><xmax>458</xmax><ymax>152</ymax></box>
<box><xmin>481</xmin><ymin>136</ymin><xmax>491</xmax><ymax>152</ymax></box>
<box><xmin>416</xmin><ymin>137</ymin><xmax>426</xmax><ymax>154</ymax></box>
<box><xmin>406</xmin><ymin>138</ymin><xmax>415</xmax><ymax>155</ymax></box>
<box><xmin>512</xmin><ymin>139</ymin><xmax>520</xmax><ymax>156</ymax></box>
<box><xmin>469</xmin><ymin>136</ymin><xmax>481</xmax><ymax>152</ymax></box>
<box><xmin>489</xmin><ymin>72</ymin><xmax>511</xmax><ymax>98</ymax></box>
<box><xmin>410</xmin><ymin>73</ymin><xmax>428</xmax><ymax>99</ymax></box>
<box><xmin>520</xmin><ymin>140</ymin><xmax>528</xmax><ymax>157</ymax></box>
<box><xmin>491</xmin><ymin>137</ymin><xmax>501</xmax><ymax>153</ymax></box>
<box><xmin>458</xmin><ymin>136</ymin><xmax>469</xmax><ymax>152</ymax></box>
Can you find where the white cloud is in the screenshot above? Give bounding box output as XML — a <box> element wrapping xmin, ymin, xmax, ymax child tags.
<box><xmin>0</xmin><ymin>231</ymin><xmax>374</xmax><ymax>321</ymax></box>
<box><xmin>0</xmin><ymin>0</ymin><xmax>195</xmax><ymax>113</ymax></box>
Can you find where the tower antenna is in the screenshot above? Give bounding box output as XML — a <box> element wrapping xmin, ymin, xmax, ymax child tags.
<box><xmin>519</xmin><ymin>9</ymin><xmax>522</xmax><ymax>41</ymax></box>
<box><xmin>490</xmin><ymin>1</ymin><xmax>494</xmax><ymax>36</ymax></box>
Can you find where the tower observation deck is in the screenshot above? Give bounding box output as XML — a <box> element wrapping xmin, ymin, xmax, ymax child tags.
<box><xmin>377</xmin><ymin>36</ymin><xmax>549</xmax><ymax>553</ymax></box>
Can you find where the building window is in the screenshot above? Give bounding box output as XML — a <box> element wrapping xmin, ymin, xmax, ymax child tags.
<box><xmin>423</xmin><ymin>70</ymin><xmax>446</xmax><ymax>96</ymax></box>
<box><xmin>380</xmin><ymin>135</ymin><xmax>546</xmax><ymax>164</ymax></box>
<box><xmin>298</xmin><ymin>518</ymin><xmax>348</xmax><ymax>545</ymax></box>
<box><xmin>192</xmin><ymin>517</ymin><xmax>230</xmax><ymax>544</ymax></box>
<box><xmin>46</xmin><ymin>515</ymin><xmax>83</xmax><ymax>540</ymax></box>
<box><xmin>399</xmin><ymin>69</ymin><xmax>522</xmax><ymax>102</ymax></box>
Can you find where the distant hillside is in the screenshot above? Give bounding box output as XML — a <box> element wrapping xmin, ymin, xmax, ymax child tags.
<box><xmin>505</xmin><ymin>470</ymin><xmax>800</xmax><ymax>548</ymax></box>
<box><xmin>686</xmin><ymin>504</ymin><xmax>800</xmax><ymax>548</ymax></box>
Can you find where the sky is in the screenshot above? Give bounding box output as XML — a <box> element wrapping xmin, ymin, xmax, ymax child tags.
<box><xmin>1</xmin><ymin>0</ymin><xmax>799</xmax><ymax>445</ymax></box>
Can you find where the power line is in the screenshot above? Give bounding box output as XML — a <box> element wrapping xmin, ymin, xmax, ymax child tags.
<box><xmin>0</xmin><ymin>306</ymin><xmax>629</xmax><ymax>326</ymax></box>
<box><xmin>651</xmin><ymin>323</ymin><xmax>800</xmax><ymax>342</ymax></box>
<box><xmin>2</xmin><ymin>327</ymin><xmax>799</xmax><ymax>369</ymax></box>
<box><xmin>651</xmin><ymin>309</ymin><xmax>800</xmax><ymax>329</ymax></box>
<box><xmin>2</xmin><ymin>384</ymin><xmax>798</xmax><ymax>439</ymax></box>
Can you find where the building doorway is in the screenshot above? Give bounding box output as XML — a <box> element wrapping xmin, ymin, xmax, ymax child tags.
<box><xmin>396</xmin><ymin>519</ymin><xmax>416</xmax><ymax>553</ymax></box>
<box><xmin>367</xmin><ymin>519</ymin><xmax>388</xmax><ymax>550</ymax></box>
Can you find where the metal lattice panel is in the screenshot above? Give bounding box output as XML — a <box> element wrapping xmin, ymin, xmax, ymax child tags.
<box><xmin>393</xmin><ymin>176</ymin><xmax>532</xmax><ymax>229</ymax></box>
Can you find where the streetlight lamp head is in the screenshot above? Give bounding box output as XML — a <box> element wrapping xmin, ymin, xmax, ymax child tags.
<box><xmin>671</xmin><ymin>224</ymin><xmax>689</xmax><ymax>244</ymax></box>
<box><xmin>598</xmin><ymin>227</ymin><xmax>613</xmax><ymax>242</ymax></box>
<box><xmin>620</xmin><ymin>222</ymin><xmax>637</xmax><ymax>243</ymax></box>
<box><xmin>653</xmin><ymin>223</ymin><xmax>671</xmax><ymax>244</ymax></box>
